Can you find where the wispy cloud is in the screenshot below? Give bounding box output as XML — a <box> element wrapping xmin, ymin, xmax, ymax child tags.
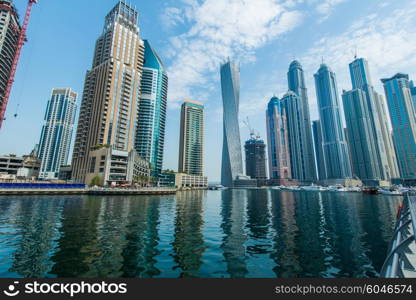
<box><xmin>299</xmin><ymin>4</ymin><xmax>416</xmax><ymax>118</ymax></box>
<box><xmin>162</xmin><ymin>0</ymin><xmax>304</xmax><ymax>107</ymax></box>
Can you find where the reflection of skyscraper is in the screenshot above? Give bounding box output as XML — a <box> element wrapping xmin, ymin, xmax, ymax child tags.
<box><xmin>382</xmin><ymin>74</ymin><xmax>416</xmax><ymax>179</ymax></box>
<box><xmin>172</xmin><ymin>191</ymin><xmax>205</xmax><ymax>277</ymax></box>
<box><xmin>221</xmin><ymin>61</ymin><xmax>244</xmax><ymax>187</ymax></box>
<box><xmin>312</xmin><ymin>120</ymin><xmax>326</xmax><ymax>180</ymax></box>
<box><xmin>72</xmin><ymin>2</ymin><xmax>145</xmax><ymax>183</ymax></box>
<box><xmin>178</xmin><ymin>100</ymin><xmax>204</xmax><ymax>176</ymax></box>
<box><xmin>314</xmin><ymin>64</ymin><xmax>352</xmax><ymax>180</ymax></box>
<box><xmin>266</xmin><ymin>96</ymin><xmax>292</xmax><ymax>180</ymax></box>
<box><xmin>135</xmin><ymin>40</ymin><xmax>168</xmax><ymax>177</ymax></box>
<box><xmin>38</xmin><ymin>88</ymin><xmax>77</xmax><ymax>179</ymax></box>
<box><xmin>220</xmin><ymin>190</ymin><xmax>248</xmax><ymax>278</ymax></box>
<box><xmin>287</xmin><ymin>61</ymin><xmax>317</xmax><ymax>182</ymax></box>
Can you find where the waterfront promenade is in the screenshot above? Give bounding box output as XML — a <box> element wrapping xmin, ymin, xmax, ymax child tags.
<box><xmin>0</xmin><ymin>186</ymin><xmax>177</xmax><ymax>196</ymax></box>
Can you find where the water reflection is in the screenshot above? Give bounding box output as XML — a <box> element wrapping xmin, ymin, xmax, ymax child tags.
<box><xmin>0</xmin><ymin>191</ymin><xmax>402</xmax><ymax>278</ymax></box>
<box><xmin>171</xmin><ymin>191</ymin><xmax>205</xmax><ymax>277</ymax></box>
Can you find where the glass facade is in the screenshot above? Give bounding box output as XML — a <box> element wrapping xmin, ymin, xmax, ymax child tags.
<box><xmin>220</xmin><ymin>61</ymin><xmax>243</xmax><ymax>187</ymax></box>
<box><xmin>266</xmin><ymin>96</ymin><xmax>292</xmax><ymax>180</ymax></box>
<box><xmin>349</xmin><ymin>58</ymin><xmax>393</xmax><ymax>180</ymax></box>
<box><xmin>135</xmin><ymin>40</ymin><xmax>168</xmax><ymax>178</ymax></box>
<box><xmin>342</xmin><ymin>89</ymin><xmax>381</xmax><ymax>180</ymax></box>
<box><xmin>382</xmin><ymin>74</ymin><xmax>416</xmax><ymax>179</ymax></box>
<box><xmin>287</xmin><ymin>61</ymin><xmax>317</xmax><ymax>182</ymax></box>
<box><xmin>312</xmin><ymin>120</ymin><xmax>326</xmax><ymax>181</ymax></box>
<box><xmin>38</xmin><ymin>89</ymin><xmax>77</xmax><ymax>179</ymax></box>
<box><xmin>314</xmin><ymin>64</ymin><xmax>352</xmax><ymax>180</ymax></box>
<box><xmin>178</xmin><ymin>100</ymin><xmax>204</xmax><ymax>176</ymax></box>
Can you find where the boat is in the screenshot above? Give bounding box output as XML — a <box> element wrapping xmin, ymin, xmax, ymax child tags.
<box><xmin>271</xmin><ymin>186</ymin><xmax>281</xmax><ymax>190</ymax></box>
<box><xmin>301</xmin><ymin>184</ymin><xmax>325</xmax><ymax>192</ymax></box>
<box><xmin>328</xmin><ymin>185</ymin><xmax>347</xmax><ymax>192</ymax></box>
<box><xmin>379</xmin><ymin>188</ymin><xmax>403</xmax><ymax>196</ymax></box>
<box><xmin>362</xmin><ymin>187</ymin><xmax>379</xmax><ymax>194</ymax></box>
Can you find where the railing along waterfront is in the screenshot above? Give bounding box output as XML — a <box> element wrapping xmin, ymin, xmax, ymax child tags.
<box><xmin>381</xmin><ymin>194</ymin><xmax>416</xmax><ymax>278</ymax></box>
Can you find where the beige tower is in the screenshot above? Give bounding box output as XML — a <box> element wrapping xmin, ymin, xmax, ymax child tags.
<box><xmin>72</xmin><ymin>1</ymin><xmax>145</xmax><ymax>183</ymax></box>
<box><xmin>178</xmin><ymin>100</ymin><xmax>205</xmax><ymax>176</ymax></box>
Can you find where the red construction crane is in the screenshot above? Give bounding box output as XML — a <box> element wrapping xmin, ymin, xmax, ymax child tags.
<box><xmin>0</xmin><ymin>0</ymin><xmax>38</xmax><ymax>130</ymax></box>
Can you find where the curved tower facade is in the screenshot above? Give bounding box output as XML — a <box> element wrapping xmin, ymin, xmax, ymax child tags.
<box><xmin>135</xmin><ymin>40</ymin><xmax>168</xmax><ymax>177</ymax></box>
<box><xmin>220</xmin><ymin>61</ymin><xmax>243</xmax><ymax>187</ymax></box>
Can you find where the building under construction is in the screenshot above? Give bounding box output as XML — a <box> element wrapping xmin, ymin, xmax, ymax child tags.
<box><xmin>244</xmin><ymin>137</ymin><xmax>267</xmax><ymax>186</ymax></box>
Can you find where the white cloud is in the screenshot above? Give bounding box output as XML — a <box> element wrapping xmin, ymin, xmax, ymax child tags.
<box><xmin>299</xmin><ymin>4</ymin><xmax>416</xmax><ymax>120</ymax></box>
<box><xmin>163</xmin><ymin>0</ymin><xmax>304</xmax><ymax>106</ymax></box>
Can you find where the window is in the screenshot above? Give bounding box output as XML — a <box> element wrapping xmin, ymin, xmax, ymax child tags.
<box><xmin>89</xmin><ymin>157</ymin><xmax>96</xmax><ymax>173</ymax></box>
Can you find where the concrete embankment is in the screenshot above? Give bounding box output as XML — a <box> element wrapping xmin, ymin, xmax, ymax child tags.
<box><xmin>0</xmin><ymin>188</ymin><xmax>177</xmax><ymax>196</ymax></box>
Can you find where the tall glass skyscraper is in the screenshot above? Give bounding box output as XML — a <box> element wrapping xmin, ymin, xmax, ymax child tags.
<box><xmin>342</xmin><ymin>89</ymin><xmax>380</xmax><ymax>181</ymax></box>
<box><xmin>382</xmin><ymin>73</ymin><xmax>416</xmax><ymax>179</ymax></box>
<box><xmin>287</xmin><ymin>61</ymin><xmax>316</xmax><ymax>182</ymax></box>
<box><xmin>314</xmin><ymin>64</ymin><xmax>352</xmax><ymax>179</ymax></box>
<box><xmin>280</xmin><ymin>91</ymin><xmax>305</xmax><ymax>180</ymax></box>
<box><xmin>312</xmin><ymin>120</ymin><xmax>326</xmax><ymax>180</ymax></box>
<box><xmin>135</xmin><ymin>40</ymin><xmax>168</xmax><ymax>177</ymax></box>
<box><xmin>72</xmin><ymin>1</ymin><xmax>145</xmax><ymax>183</ymax></box>
<box><xmin>220</xmin><ymin>60</ymin><xmax>243</xmax><ymax>187</ymax></box>
<box><xmin>349</xmin><ymin>58</ymin><xmax>395</xmax><ymax>179</ymax></box>
<box><xmin>266</xmin><ymin>96</ymin><xmax>292</xmax><ymax>180</ymax></box>
<box><xmin>411</xmin><ymin>81</ymin><xmax>416</xmax><ymax>113</ymax></box>
<box><xmin>38</xmin><ymin>88</ymin><xmax>77</xmax><ymax>179</ymax></box>
<box><xmin>178</xmin><ymin>100</ymin><xmax>204</xmax><ymax>176</ymax></box>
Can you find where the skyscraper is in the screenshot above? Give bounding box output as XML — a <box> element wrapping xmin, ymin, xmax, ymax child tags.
<box><xmin>221</xmin><ymin>60</ymin><xmax>243</xmax><ymax>187</ymax></box>
<box><xmin>410</xmin><ymin>81</ymin><xmax>416</xmax><ymax>113</ymax></box>
<box><xmin>280</xmin><ymin>91</ymin><xmax>309</xmax><ymax>182</ymax></box>
<box><xmin>373</xmin><ymin>91</ymin><xmax>400</xmax><ymax>178</ymax></box>
<box><xmin>382</xmin><ymin>73</ymin><xmax>416</xmax><ymax>179</ymax></box>
<box><xmin>314</xmin><ymin>64</ymin><xmax>352</xmax><ymax>180</ymax></box>
<box><xmin>244</xmin><ymin>136</ymin><xmax>267</xmax><ymax>185</ymax></box>
<box><xmin>0</xmin><ymin>0</ymin><xmax>20</xmax><ymax>114</ymax></box>
<box><xmin>266</xmin><ymin>96</ymin><xmax>292</xmax><ymax>180</ymax></box>
<box><xmin>342</xmin><ymin>89</ymin><xmax>380</xmax><ymax>181</ymax></box>
<box><xmin>38</xmin><ymin>88</ymin><xmax>77</xmax><ymax>179</ymax></box>
<box><xmin>349</xmin><ymin>58</ymin><xmax>393</xmax><ymax>180</ymax></box>
<box><xmin>72</xmin><ymin>1</ymin><xmax>145</xmax><ymax>183</ymax></box>
<box><xmin>135</xmin><ymin>40</ymin><xmax>168</xmax><ymax>178</ymax></box>
<box><xmin>312</xmin><ymin>120</ymin><xmax>325</xmax><ymax>180</ymax></box>
<box><xmin>287</xmin><ymin>61</ymin><xmax>316</xmax><ymax>182</ymax></box>
<box><xmin>178</xmin><ymin>100</ymin><xmax>204</xmax><ymax>176</ymax></box>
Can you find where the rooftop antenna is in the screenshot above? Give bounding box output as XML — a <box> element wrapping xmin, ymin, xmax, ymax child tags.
<box><xmin>354</xmin><ymin>45</ymin><xmax>358</xmax><ymax>60</ymax></box>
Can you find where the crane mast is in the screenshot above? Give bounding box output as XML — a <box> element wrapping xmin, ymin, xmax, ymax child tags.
<box><xmin>0</xmin><ymin>0</ymin><xmax>38</xmax><ymax>129</ymax></box>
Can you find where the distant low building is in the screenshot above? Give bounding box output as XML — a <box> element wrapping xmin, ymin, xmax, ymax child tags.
<box><xmin>0</xmin><ymin>154</ymin><xmax>40</xmax><ymax>179</ymax></box>
<box><xmin>85</xmin><ymin>147</ymin><xmax>150</xmax><ymax>186</ymax></box>
<box><xmin>175</xmin><ymin>173</ymin><xmax>208</xmax><ymax>189</ymax></box>
<box><xmin>58</xmin><ymin>166</ymin><xmax>72</xmax><ymax>181</ymax></box>
<box><xmin>159</xmin><ymin>171</ymin><xmax>176</xmax><ymax>187</ymax></box>
<box><xmin>233</xmin><ymin>175</ymin><xmax>257</xmax><ymax>188</ymax></box>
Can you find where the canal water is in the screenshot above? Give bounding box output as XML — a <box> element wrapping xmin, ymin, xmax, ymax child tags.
<box><xmin>0</xmin><ymin>190</ymin><xmax>401</xmax><ymax>278</ymax></box>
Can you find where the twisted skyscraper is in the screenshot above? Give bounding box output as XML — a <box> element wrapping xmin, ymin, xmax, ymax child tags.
<box><xmin>220</xmin><ymin>61</ymin><xmax>243</xmax><ymax>187</ymax></box>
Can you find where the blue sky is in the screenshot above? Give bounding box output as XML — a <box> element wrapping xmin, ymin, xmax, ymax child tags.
<box><xmin>1</xmin><ymin>0</ymin><xmax>415</xmax><ymax>182</ymax></box>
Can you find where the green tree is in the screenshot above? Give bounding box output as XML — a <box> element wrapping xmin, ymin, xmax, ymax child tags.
<box><xmin>90</xmin><ymin>176</ymin><xmax>102</xmax><ymax>186</ymax></box>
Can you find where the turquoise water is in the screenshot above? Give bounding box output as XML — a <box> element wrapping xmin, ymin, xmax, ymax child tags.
<box><xmin>0</xmin><ymin>190</ymin><xmax>401</xmax><ymax>278</ymax></box>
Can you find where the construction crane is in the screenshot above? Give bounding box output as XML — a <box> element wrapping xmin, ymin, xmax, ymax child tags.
<box><xmin>0</xmin><ymin>0</ymin><xmax>38</xmax><ymax>130</ymax></box>
<box><xmin>243</xmin><ymin>117</ymin><xmax>260</xmax><ymax>140</ymax></box>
